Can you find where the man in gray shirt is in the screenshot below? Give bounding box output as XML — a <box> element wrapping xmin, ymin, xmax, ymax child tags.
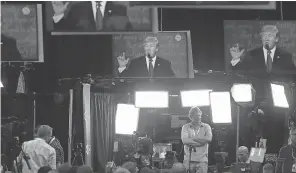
<box><xmin>181</xmin><ymin>106</ymin><xmax>212</xmax><ymax>173</ymax></box>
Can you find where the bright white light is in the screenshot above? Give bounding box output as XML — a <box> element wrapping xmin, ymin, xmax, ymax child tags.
<box><xmin>135</xmin><ymin>91</ymin><xmax>168</xmax><ymax>108</ymax></box>
<box><xmin>231</xmin><ymin>83</ymin><xmax>253</xmax><ymax>102</ymax></box>
<box><xmin>116</xmin><ymin>104</ymin><xmax>139</xmax><ymax>135</ymax></box>
<box><xmin>270</xmin><ymin>83</ymin><xmax>289</xmax><ymax>108</ymax></box>
<box><xmin>180</xmin><ymin>90</ymin><xmax>212</xmax><ymax>107</ymax></box>
<box><xmin>210</xmin><ymin>92</ymin><xmax>232</xmax><ymax>124</ymax></box>
<box><xmin>0</xmin><ymin>81</ymin><xmax>3</xmax><ymax>88</ymax></box>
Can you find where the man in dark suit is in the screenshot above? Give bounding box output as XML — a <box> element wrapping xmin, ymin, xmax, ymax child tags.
<box><xmin>51</xmin><ymin>1</ymin><xmax>133</xmax><ymax>31</ymax></box>
<box><xmin>230</xmin><ymin>25</ymin><xmax>296</xmax><ymax>74</ymax></box>
<box><xmin>117</xmin><ymin>36</ymin><xmax>175</xmax><ymax>78</ymax></box>
<box><xmin>1</xmin><ymin>34</ymin><xmax>22</xmax><ymax>61</ymax></box>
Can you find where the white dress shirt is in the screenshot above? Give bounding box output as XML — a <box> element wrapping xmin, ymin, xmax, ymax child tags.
<box><xmin>118</xmin><ymin>56</ymin><xmax>157</xmax><ymax>73</ymax></box>
<box><xmin>231</xmin><ymin>46</ymin><xmax>276</xmax><ymax>66</ymax></box>
<box><xmin>53</xmin><ymin>1</ymin><xmax>107</xmax><ymax>23</ymax></box>
<box><xmin>19</xmin><ymin>138</ymin><xmax>56</xmax><ymax>173</ymax></box>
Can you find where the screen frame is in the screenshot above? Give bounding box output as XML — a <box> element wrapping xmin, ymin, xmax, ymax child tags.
<box><xmin>111</xmin><ymin>30</ymin><xmax>194</xmax><ymax>79</ymax></box>
<box><xmin>1</xmin><ymin>4</ymin><xmax>44</xmax><ymax>62</ymax></box>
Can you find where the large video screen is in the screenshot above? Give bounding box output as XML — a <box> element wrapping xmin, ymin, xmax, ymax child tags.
<box><xmin>45</xmin><ymin>1</ymin><xmax>158</xmax><ymax>34</ymax></box>
<box><xmin>111</xmin><ymin>31</ymin><xmax>194</xmax><ymax>78</ymax></box>
<box><xmin>224</xmin><ymin>20</ymin><xmax>296</xmax><ymax>75</ymax></box>
<box><xmin>1</xmin><ymin>4</ymin><xmax>44</xmax><ymax>62</ymax></box>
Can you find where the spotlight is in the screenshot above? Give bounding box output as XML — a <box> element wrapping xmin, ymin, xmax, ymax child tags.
<box><xmin>231</xmin><ymin>83</ymin><xmax>253</xmax><ymax>103</ymax></box>
<box><xmin>135</xmin><ymin>91</ymin><xmax>169</xmax><ymax>108</ymax></box>
<box><xmin>270</xmin><ymin>83</ymin><xmax>289</xmax><ymax>108</ymax></box>
<box><xmin>180</xmin><ymin>90</ymin><xmax>212</xmax><ymax>107</ymax></box>
<box><xmin>210</xmin><ymin>92</ymin><xmax>232</xmax><ymax>124</ymax></box>
<box><xmin>115</xmin><ymin>104</ymin><xmax>139</xmax><ymax>135</ymax></box>
<box><xmin>0</xmin><ymin>81</ymin><xmax>3</xmax><ymax>88</ymax></box>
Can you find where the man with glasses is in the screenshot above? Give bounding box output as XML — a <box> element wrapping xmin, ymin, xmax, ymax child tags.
<box><xmin>117</xmin><ymin>36</ymin><xmax>175</xmax><ymax>78</ymax></box>
<box><xmin>229</xmin><ymin>25</ymin><xmax>296</xmax><ymax>74</ymax></box>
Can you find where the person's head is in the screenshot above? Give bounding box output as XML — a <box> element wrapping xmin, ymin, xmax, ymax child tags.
<box><xmin>263</xmin><ymin>163</ymin><xmax>274</xmax><ymax>173</ymax></box>
<box><xmin>37</xmin><ymin>125</ymin><xmax>53</xmax><ymax>143</ymax></box>
<box><xmin>122</xmin><ymin>162</ymin><xmax>137</xmax><ymax>173</ymax></box>
<box><xmin>188</xmin><ymin>106</ymin><xmax>202</xmax><ymax>125</ymax></box>
<box><xmin>172</xmin><ymin>162</ymin><xmax>186</xmax><ymax>173</ymax></box>
<box><xmin>114</xmin><ymin>168</ymin><xmax>130</xmax><ymax>173</ymax></box>
<box><xmin>143</xmin><ymin>36</ymin><xmax>159</xmax><ymax>58</ymax></box>
<box><xmin>37</xmin><ymin>166</ymin><xmax>52</xmax><ymax>173</ymax></box>
<box><xmin>237</xmin><ymin>146</ymin><xmax>249</xmax><ymax>163</ymax></box>
<box><xmin>260</xmin><ymin>25</ymin><xmax>279</xmax><ymax>50</ymax></box>
<box><xmin>57</xmin><ymin>163</ymin><xmax>71</xmax><ymax>173</ymax></box>
<box><xmin>290</xmin><ymin>127</ymin><xmax>296</xmax><ymax>146</ymax></box>
<box><xmin>34</xmin><ymin>125</ymin><xmax>42</xmax><ymax>138</ymax></box>
<box><xmin>77</xmin><ymin>165</ymin><xmax>93</xmax><ymax>173</ymax></box>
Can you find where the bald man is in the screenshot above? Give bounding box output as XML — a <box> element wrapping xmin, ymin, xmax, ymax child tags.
<box><xmin>231</xmin><ymin>146</ymin><xmax>251</xmax><ymax>173</ymax></box>
<box><xmin>237</xmin><ymin>146</ymin><xmax>249</xmax><ymax>163</ymax></box>
<box><xmin>117</xmin><ymin>36</ymin><xmax>175</xmax><ymax>78</ymax></box>
<box><xmin>230</xmin><ymin>25</ymin><xmax>296</xmax><ymax>74</ymax></box>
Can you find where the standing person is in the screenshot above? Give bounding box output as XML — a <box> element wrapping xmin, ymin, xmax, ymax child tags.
<box><xmin>19</xmin><ymin>125</ymin><xmax>56</xmax><ymax>173</ymax></box>
<box><xmin>48</xmin><ymin>129</ymin><xmax>64</xmax><ymax>167</ymax></box>
<box><xmin>34</xmin><ymin>126</ymin><xmax>64</xmax><ymax>166</ymax></box>
<box><xmin>181</xmin><ymin>106</ymin><xmax>212</xmax><ymax>173</ymax></box>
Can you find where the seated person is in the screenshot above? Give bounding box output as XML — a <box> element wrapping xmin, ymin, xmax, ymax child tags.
<box><xmin>262</xmin><ymin>163</ymin><xmax>274</xmax><ymax>173</ymax></box>
<box><xmin>231</xmin><ymin>146</ymin><xmax>261</xmax><ymax>173</ymax></box>
<box><xmin>162</xmin><ymin>151</ymin><xmax>178</xmax><ymax>169</ymax></box>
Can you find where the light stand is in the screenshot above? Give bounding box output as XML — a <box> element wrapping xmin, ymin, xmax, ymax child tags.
<box><xmin>186</xmin><ymin>145</ymin><xmax>196</xmax><ymax>173</ymax></box>
<box><xmin>236</xmin><ymin>105</ymin><xmax>240</xmax><ymax>163</ymax></box>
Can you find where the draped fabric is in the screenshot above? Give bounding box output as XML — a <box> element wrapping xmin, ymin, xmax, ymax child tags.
<box><xmin>90</xmin><ymin>92</ymin><xmax>117</xmax><ymax>173</ymax></box>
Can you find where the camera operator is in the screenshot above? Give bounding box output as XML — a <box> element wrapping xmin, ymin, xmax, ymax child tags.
<box><xmin>18</xmin><ymin>125</ymin><xmax>56</xmax><ymax>173</ymax></box>
<box><xmin>181</xmin><ymin>106</ymin><xmax>212</xmax><ymax>173</ymax></box>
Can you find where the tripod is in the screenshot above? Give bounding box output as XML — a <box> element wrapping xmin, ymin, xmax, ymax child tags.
<box><xmin>186</xmin><ymin>145</ymin><xmax>195</xmax><ymax>173</ymax></box>
<box><xmin>72</xmin><ymin>143</ymin><xmax>85</xmax><ymax>166</ymax></box>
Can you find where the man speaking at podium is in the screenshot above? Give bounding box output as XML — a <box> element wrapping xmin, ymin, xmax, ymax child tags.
<box><xmin>117</xmin><ymin>36</ymin><xmax>175</xmax><ymax>78</ymax></box>
<box><xmin>229</xmin><ymin>25</ymin><xmax>296</xmax><ymax>74</ymax></box>
<box><xmin>181</xmin><ymin>106</ymin><xmax>212</xmax><ymax>173</ymax></box>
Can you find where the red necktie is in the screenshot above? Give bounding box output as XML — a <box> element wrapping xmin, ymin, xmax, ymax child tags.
<box><xmin>266</xmin><ymin>50</ymin><xmax>272</xmax><ymax>73</ymax></box>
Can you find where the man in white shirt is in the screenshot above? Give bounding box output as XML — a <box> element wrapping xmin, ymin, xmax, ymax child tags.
<box><xmin>229</xmin><ymin>25</ymin><xmax>296</xmax><ymax>74</ymax></box>
<box><xmin>18</xmin><ymin>125</ymin><xmax>56</xmax><ymax>173</ymax></box>
<box><xmin>181</xmin><ymin>106</ymin><xmax>212</xmax><ymax>173</ymax></box>
<box><xmin>51</xmin><ymin>1</ymin><xmax>132</xmax><ymax>31</ymax></box>
<box><xmin>116</xmin><ymin>36</ymin><xmax>175</xmax><ymax>77</ymax></box>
